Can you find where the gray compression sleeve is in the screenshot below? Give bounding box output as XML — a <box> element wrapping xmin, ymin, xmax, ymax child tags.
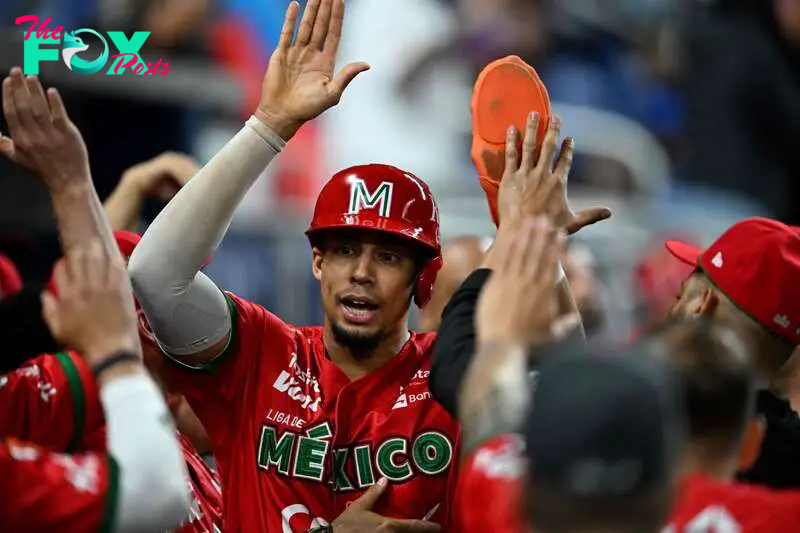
<box><xmin>128</xmin><ymin>117</ymin><xmax>285</xmax><ymax>356</ymax></box>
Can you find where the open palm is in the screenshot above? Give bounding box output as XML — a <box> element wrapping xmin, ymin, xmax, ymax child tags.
<box><xmin>256</xmin><ymin>0</ymin><xmax>370</xmax><ymax>140</ymax></box>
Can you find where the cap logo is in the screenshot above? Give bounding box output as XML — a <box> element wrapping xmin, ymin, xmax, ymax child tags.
<box><xmin>348</xmin><ymin>179</ymin><xmax>394</xmax><ymax>218</ymax></box>
<box><xmin>711</xmin><ymin>252</ymin><xmax>723</xmax><ymax>268</ymax></box>
<box><xmin>774</xmin><ymin>314</ymin><xmax>791</xmax><ymax>329</ymax></box>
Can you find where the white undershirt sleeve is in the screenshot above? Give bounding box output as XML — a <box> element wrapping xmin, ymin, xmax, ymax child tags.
<box><xmin>101</xmin><ymin>373</ymin><xmax>190</xmax><ymax>533</ymax></box>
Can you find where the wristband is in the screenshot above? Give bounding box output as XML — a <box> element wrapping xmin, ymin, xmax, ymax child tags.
<box><xmin>91</xmin><ymin>349</ymin><xmax>141</xmax><ymax>378</ymax></box>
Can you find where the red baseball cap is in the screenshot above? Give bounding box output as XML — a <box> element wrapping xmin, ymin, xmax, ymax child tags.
<box><xmin>665</xmin><ymin>217</ymin><xmax>800</xmax><ymax>345</ymax></box>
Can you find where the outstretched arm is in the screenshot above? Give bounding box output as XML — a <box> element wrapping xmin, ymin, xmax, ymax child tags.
<box><xmin>127</xmin><ymin>0</ymin><xmax>369</xmax><ymax>365</ymax></box>
<box><xmin>0</xmin><ymin>70</ymin><xmax>119</xmax><ymax>266</ymax></box>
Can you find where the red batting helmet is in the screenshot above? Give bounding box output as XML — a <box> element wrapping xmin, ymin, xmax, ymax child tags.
<box><xmin>306</xmin><ymin>164</ymin><xmax>442</xmax><ymax>308</ymax></box>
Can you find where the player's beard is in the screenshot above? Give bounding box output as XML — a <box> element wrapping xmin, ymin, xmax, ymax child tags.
<box><xmin>331</xmin><ymin>320</ymin><xmax>387</xmax><ymax>355</ymax></box>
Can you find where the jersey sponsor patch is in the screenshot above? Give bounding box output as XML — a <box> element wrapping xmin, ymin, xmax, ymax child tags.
<box><xmin>272</xmin><ymin>354</ymin><xmax>323</xmax><ymax>413</ymax></box>
<box><xmin>256</xmin><ymin>422</ymin><xmax>454</xmax><ymax>490</ymax></box>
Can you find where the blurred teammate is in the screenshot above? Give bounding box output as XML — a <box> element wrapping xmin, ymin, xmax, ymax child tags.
<box><xmin>0</xmin><ymin>241</ymin><xmax>190</xmax><ymax>532</ymax></box>
<box><xmin>0</xmin><ymin>68</ymin><xmax>219</xmax><ymax>531</ymax></box>
<box><xmin>648</xmin><ymin>318</ymin><xmax>800</xmax><ymax>531</ymax></box>
<box><xmin>129</xmin><ymin>1</ymin><xmax>454</xmax><ymax>531</ymax></box>
<box><xmin>666</xmin><ymin>219</ymin><xmax>800</xmax><ymax>487</ymax></box>
<box><xmin>455</xmin><ymin>216</ymin><xmax>681</xmax><ymax>533</ymax></box>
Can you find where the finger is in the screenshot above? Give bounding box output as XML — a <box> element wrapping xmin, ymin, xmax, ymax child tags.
<box><xmin>385</xmin><ymin>518</ymin><xmax>442</xmax><ymax>532</ymax></box>
<box><xmin>295</xmin><ymin>0</ymin><xmax>321</xmax><ymax>46</ymax></box>
<box><xmin>309</xmin><ymin>0</ymin><xmax>333</xmax><ymax>50</ymax></box>
<box><xmin>0</xmin><ymin>135</ymin><xmax>19</xmax><ymax>163</ymax></box>
<box><xmin>519</xmin><ymin>111</ymin><xmax>540</xmax><ymax>171</ymax></box>
<box><xmin>24</xmin><ymin>75</ymin><xmax>51</xmax><ymax>129</ymax></box>
<box><xmin>534</xmin><ymin>114</ymin><xmax>561</xmax><ymax>175</ymax></box>
<box><xmin>2</xmin><ymin>74</ymin><xmax>24</xmax><ymax>142</ymax></box>
<box><xmin>504</xmin><ymin>125</ymin><xmax>519</xmax><ymax>174</ymax></box>
<box><xmin>564</xmin><ymin>207</ymin><xmax>612</xmax><ymax>235</ymax></box>
<box><xmin>553</xmin><ymin>136</ymin><xmax>574</xmax><ymax>183</ymax></box>
<box><xmin>9</xmin><ymin>68</ymin><xmax>37</xmax><ymax>133</ymax></box>
<box><xmin>40</xmin><ymin>291</ymin><xmax>61</xmax><ymax>340</ymax></box>
<box><xmin>350</xmin><ymin>477</ymin><xmax>388</xmax><ymax>510</ymax></box>
<box><xmin>277</xmin><ymin>1</ymin><xmax>300</xmax><ymax>52</ymax></box>
<box><xmin>46</xmin><ymin>87</ymin><xmax>69</xmax><ymax>128</ymax></box>
<box><xmin>323</xmin><ymin>0</ymin><xmax>345</xmax><ymax>57</ymax></box>
<box><xmin>329</xmin><ymin>62</ymin><xmax>370</xmax><ymax>101</ymax></box>
<box><xmin>51</xmin><ymin>257</ymin><xmax>69</xmax><ymax>298</ymax></box>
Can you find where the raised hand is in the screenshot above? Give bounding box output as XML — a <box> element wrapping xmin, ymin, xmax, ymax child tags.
<box><xmin>121</xmin><ymin>151</ymin><xmax>199</xmax><ymax>201</ymax></box>
<box><xmin>255</xmin><ymin>0</ymin><xmax>370</xmax><ymax>140</ymax></box>
<box><xmin>498</xmin><ymin>112</ymin><xmax>611</xmax><ymax>234</ymax></box>
<box><xmin>0</xmin><ymin>68</ymin><xmax>90</xmax><ymax>193</ymax></box>
<box><xmin>478</xmin><ymin>217</ymin><xmax>574</xmax><ymax>344</ymax></box>
<box><xmin>42</xmin><ymin>240</ymin><xmax>140</xmax><ymax>364</ymax></box>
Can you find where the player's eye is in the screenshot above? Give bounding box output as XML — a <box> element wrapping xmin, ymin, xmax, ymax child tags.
<box><xmin>378</xmin><ymin>251</ymin><xmax>400</xmax><ymax>264</ymax></box>
<box><xmin>337</xmin><ymin>243</ymin><xmax>357</xmax><ymax>256</ymax></box>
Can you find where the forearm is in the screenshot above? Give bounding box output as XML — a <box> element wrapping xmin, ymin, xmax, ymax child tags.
<box><xmin>128</xmin><ymin>117</ymin><xmax>283</xmax><ymax>355</ymax></box>
<box><xmin>50</xmin><ymin>181</ymin><xmax>120</xmax><ymax>261</ymax></box>
<box><xmin>458</xmin><ymin>342</ymin><xmax>529</xmax><ymax>456</ymax></box>
<box><xmin>100</xmin><ymin>371</ymin><xmax>190</xmax><ymax>532</ymax></box>
<box><xmin>103</xmin><ymin>177</ymin><xmax>145</xmax><ymax>232</ymax></box>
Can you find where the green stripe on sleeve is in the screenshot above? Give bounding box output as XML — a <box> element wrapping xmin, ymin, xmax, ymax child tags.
<box><xmin>98</xmin><ymin>455</ymin><xmax>120</xmax><ymax>533</ymax></box>
<box><xmin>55</xmin><ymin>352</ymin><xmax>86</xmax><ymax>452</ymax></box>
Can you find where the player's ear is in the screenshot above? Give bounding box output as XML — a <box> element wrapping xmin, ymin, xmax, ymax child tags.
<box><xmin>164</xmin><ymin>391</ymin><xmax>184</xmax><ymax>417</ymax></box>
<box><xmin>737</xmin><ymin>416</ymin><xmax>765</xmax><ymax>471</ymax></box>
<box><xmin>311</xmin><ymin>247</ymin><xmax>324</xmax><ymax>282</ymax></box>
<box><xmin>694</xmin><ymin>287</ymin><xmax>720</xmax><ymax>317</ymax></box>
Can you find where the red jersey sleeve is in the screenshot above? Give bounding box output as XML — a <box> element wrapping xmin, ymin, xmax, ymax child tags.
<box><xmin>161</xmin><ymin>292</ymin><xmax>294</xmax><ymax>448</ymax></box>
<box><xmin>456</xmin><ymin>434</ymin><xmax>525</xmax><ymax>533</ymax></box>
<box><xmin>0</xmin><ymin>352</ymin><xmax>104</xmax><ymax>452</ymax></box>
<box><xmin>0</xmin><ymin>437</ymin><xmax>118</xmax><ymax>533</ymax></box>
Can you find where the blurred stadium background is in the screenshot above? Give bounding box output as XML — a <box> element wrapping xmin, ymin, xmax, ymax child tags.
<box><xmin>1</xmin><ymin>0</ymin><xmax>798</xmax><ymax>339</ymax></box>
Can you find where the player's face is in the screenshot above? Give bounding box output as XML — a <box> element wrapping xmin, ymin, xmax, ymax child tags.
<box><xmin>312</xmin><ymin>230</ymin><xmax>419</xmax><ymax>351</ymax></box>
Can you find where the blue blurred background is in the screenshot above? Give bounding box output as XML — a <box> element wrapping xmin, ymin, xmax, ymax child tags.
<box><xmin>1</xmin><ymin>0</ymin><xmax>799</xmax><ymax>339</ymax></box>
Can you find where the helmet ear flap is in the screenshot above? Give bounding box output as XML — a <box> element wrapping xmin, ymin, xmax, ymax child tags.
<box><xmin>414</xmin><ymin>255</ymin><xmax>443</xmax><ymax>308</ymax></box>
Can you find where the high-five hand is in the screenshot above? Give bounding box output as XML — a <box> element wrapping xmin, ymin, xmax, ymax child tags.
<box><xmin>498</xmin><ymin>112</ymin><xmax>611</xmax><ymax>234</ymax></box>
<box><xmin>0</xmin><ymin>68</ymin><xmax>90</xmax><ymax>192</ymax></box>
<box><xmin>255</xmin><ymin>0</ymin><xmax>370</xmax><ymax>140</ymax></box>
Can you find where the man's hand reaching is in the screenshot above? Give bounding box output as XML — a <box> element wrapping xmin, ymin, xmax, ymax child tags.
<box><xmin>498</xmin><ymin>112</ymin><xmax>611</xmax><ymax>234</ymax></box>
<box><xmin>0</xmin><ymin>68</ymin><xmax>90</xmax><ymax>192</ymax></box>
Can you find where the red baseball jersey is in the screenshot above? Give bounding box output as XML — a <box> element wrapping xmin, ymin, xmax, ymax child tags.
<box><xmin>161</xmin><ymin>292</ymin><xmax>461</xmax><ymax>532</ymax></box>
<box><xmin>663</xmin><ymin>474</ymin><xmax>800</xmax><ymax>532</ymax></box>
<box><xmin>456</xmin><ymin>434</ymin><xmax>525</xmax><ymax>533</ymax></box>
<box><xmin>0</xmin><ymin>436</ymin><xmax>117</xmax><ymax>532</ymax></box>
<box><xmin>0</xmin><ymin>352</ymin><xmax>224</xmax><ymax>533</ymax></box>
<box><xmin>0</xmin><ymin>352</ymin><xmax>105</xmax><ymax>451</ymax></box>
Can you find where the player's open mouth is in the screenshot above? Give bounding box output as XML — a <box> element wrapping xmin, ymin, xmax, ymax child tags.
<box><xmin>339</xmin><ymin>296</ymin><xmax>379</xmax><ymax>324</ymax></box>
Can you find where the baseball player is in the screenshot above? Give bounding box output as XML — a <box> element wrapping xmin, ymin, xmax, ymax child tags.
<box><xmin>129</xmin><ymin>1</ymin><xmax>454</xmax><ymax>531</ymax></box>
<box><xmin>1</xmin><ymin>237</ymin><xmax>224</xmax><ymax>533</ymax></box>
<box><xmin>0</xmin><ymin>240</ymin><xmax>190</xmax><ymax>532</ymax></box>
<box><xmin>0</xmin><ymin>68</ymin><xmax>222</xmax><ymax>531</ymax></box>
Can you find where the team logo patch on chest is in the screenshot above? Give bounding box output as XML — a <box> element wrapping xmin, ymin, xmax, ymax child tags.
<box><xmin>257</xmin><ymin>422</ymin><xmax>454</xmax><ymax>491</ymax></box>
<box><xmin>272</xmin><ymin>354</ymin><xmax>323</xmax><ymax>413</ymax></box>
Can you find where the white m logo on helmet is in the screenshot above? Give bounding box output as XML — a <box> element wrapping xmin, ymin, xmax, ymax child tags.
<box><xmin>348</xmin><ymin>179</ymin><xmax>394</xmax><ymax>217</ymax></box>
